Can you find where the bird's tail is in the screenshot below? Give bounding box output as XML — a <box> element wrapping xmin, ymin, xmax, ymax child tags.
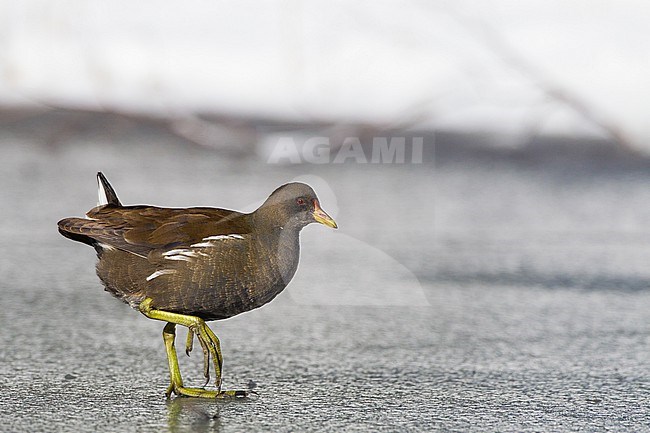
<box><xmin>97</xmin><ymin>172</ymin><xmax>122</xmax><ymax>207</ymax></box>
<box><xmin>57</xmin><ymin>217</ymin><xmax>101</xmax><ymax>247</ymax></box>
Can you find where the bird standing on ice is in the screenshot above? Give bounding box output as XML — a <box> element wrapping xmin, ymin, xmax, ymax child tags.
<box><xmin>58</xmin><ymin>172</ymin><xmax>337</xmax><ymax>398</ymax></box>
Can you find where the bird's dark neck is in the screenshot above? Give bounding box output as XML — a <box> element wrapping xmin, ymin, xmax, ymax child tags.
<box><xmin>249</xmin><ymin>207</ymin><xmax>304</xmax><ymax>284</ymax></box>
<box><xmin>264</xmin><ymin>225</ymin><xmax>301</xmax><ymax>283</ymax></box>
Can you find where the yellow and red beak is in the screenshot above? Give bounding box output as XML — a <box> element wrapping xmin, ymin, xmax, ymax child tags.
<box><xmin>312</xmin><ymin>199</ymin><xmax>338</xmax><ymax>229</ymax></box>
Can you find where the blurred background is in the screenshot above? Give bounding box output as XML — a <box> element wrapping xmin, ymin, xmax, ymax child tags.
<box><xmin>1</xmin><ymin>0</ymin><xmax>649</xmax><ymax>148</ymax></box>
<box><xmin>2</xmin><ymin>1</ymin><xmax>650</xmax><ymax>432</ymax></box>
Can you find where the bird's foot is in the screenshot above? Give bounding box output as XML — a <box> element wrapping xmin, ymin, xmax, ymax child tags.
<box><xmin>138</xmin><ymin>299</ymin><xmax>227</xmax><ymax>396</ymax></box>
<box><xmin>166</xmin><ymin>383</ymin><xmax>249</xmax><ymax>399</ymax></box>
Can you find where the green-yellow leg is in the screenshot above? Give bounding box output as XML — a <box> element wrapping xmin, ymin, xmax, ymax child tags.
<box><xmin>162</xmin><ymin>322</ymin><xmax>184</xmax><ymax>396</ymax></box>
<box><xmin>140</xmin><ymin>299</ymin><xmax>222</xmax><ymax>388</ymax></box>
<box><xmin>139</xmin><ymin>298</ymin><xmax>247</xmax><ymax>399</ymax></box>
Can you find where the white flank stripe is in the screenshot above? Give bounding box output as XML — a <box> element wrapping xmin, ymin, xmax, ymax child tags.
<box><xmin>165</xmin><ymin>255</ymin><xmax>192</xmax><ymax>261</ymax></box>
<box><xmin>190</xmin><ymin>234</ymin><xmax>244</xmax><ymax>248</ymax></box>
<box><xmin>162</xmin><ymin>249</ymin><xmax>199</xmax><ymax>261</ymax></box>
<box><xmin>163</xmin><ymin>249</ymin><xmax>191</xmax><ymax>256</ymax></box>
<box><xmin>190</xmin><ymin>242</ymin><xmax>214</xmax><ymax>248</ymax></box>
<box><xmin>146</xmin><ymin>269</ymin><xmax>176</xmax><ymax>281</ymax></box>
<box><xmin>203</xmin><ymin>234</ymin><xmax>245</xmax><ymax>241</ymax></box>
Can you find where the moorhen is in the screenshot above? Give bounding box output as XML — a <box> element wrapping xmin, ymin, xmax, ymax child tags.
<box><xmin>58</xmin><ymin>172</ymin><xmax>337</xmax><ymax>398</ymax></box>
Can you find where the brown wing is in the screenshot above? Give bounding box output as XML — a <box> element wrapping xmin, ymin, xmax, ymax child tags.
<box><xmin>58</xmin><ymin>204</ymin><xmax>251</xmax><ymax>258</ymax></box>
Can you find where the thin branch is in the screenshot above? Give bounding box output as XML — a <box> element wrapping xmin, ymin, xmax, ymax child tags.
<box><xmin>446</xmin><ymin>6</ymin><xmax>635</xmax><ymax>152</ymax></box>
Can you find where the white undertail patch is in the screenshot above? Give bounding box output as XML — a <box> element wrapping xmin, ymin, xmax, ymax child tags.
<box><xmin>97</xmin><ymin>242</ymin><xmax>116</xmax><ymax>251</ymax></box>
<box><xmin>97</xmin><ymin>179</ymin><xmax>108</xmax><ymax>206</ymax></box>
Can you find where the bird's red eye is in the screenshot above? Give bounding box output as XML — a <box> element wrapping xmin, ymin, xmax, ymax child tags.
<box><xmin>296</xmin><ymin>198</ymin><xmax>306</xmax><ymax>205</ymax></box>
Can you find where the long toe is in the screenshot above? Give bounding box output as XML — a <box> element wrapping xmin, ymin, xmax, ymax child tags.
<box><xmin>191</xmin><ymin>322</ymin><xmax>222</xmax><ymax>390</ymax></box>
<box><xmin>194</xmin><ymin>334</ymin><xmax>211</xmax><ymax>386</ymax></box>
<box><xmin>185</xmin><ymin>329</ymin><xmax>194</xmax><ymax>357</ymax></box>
<box><xmin>174</xmin><ymin>387</ymin><xmax>250</xmax><ymax>399</ymax></box>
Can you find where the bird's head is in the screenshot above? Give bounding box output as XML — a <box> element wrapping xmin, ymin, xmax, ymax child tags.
<box><xmin>256</xmin><ymin>182</ymin><xmax>338</xmax><ymax>231</ymax></box>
